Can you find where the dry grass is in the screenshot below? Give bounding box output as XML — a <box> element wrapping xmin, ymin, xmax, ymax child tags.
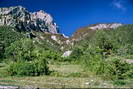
<box><xmin>0</xmin><ymin>64</ymin><xmax>132</xmax><ymax>88</ymax></box>
<box><xmin>49</xmin><ymin>64</ymin><xmax>83</xmax><ymax>73</ymax></box>
<box><xmin>0</xmin><ymin>76</ymin><xmax>113</xmax><ymax>88</ymax></box>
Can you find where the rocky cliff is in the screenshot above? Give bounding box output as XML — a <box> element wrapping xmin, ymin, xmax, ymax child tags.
<box><xmin>0</xmin><ymin>6</ymin><xmax>58</xmax><ymax>34</ymax></box>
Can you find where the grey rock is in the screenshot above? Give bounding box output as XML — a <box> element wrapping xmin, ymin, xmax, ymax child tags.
<box><xmin>0</xmin><ymin>6</ymin><xmax>58</xmax><ymax>34</ymax></box>
<box><xmin>89</xmin><ymin>23</ymin><xmax>122</xmax><ymax>30</ymax></box>
<box><xmin>62</xmin><ymin>50</ymin><xmax>72</xmax><ymax>57</ymax></box>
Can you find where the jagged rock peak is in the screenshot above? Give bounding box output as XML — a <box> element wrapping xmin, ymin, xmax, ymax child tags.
<box><xmin>0</xmin><ymin>6</ymin><xmax>59</xmax><ymax>34</ymax></box>
<box><xmin>89</xmin><ymin>23</ymin><xmax>122</xmax><ymax>30</ymax></box>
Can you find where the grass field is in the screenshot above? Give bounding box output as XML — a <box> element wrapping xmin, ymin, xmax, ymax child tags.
<box><xmin>0</xmin><ymin>63</ymin><xmax>133</xmax><ymax>88</ymax></box>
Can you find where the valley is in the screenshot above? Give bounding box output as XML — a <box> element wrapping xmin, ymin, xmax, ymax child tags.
<box><xmin>0</xmin><ymin>6</ymin><xmax>133</xmax><ymax>88</ymax></box>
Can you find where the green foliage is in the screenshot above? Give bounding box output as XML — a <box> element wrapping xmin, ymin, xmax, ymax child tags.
<box><xmin>8</xmin><ymin>61</ymin><xmax>35</xmax><ymax>76</ymax></box>
<box><xmin>7</xmin><ymin>53</ymin><xmax>50</xmax><ymax>76</ymax></box>
<box><xmin>71</xmin><ymin>25</ymin><xmax>133</xmax><ymax>81</ymax></box>
<box><xmin>5</xmin><ymin>38</ymin><xmax>34</xmax><ymax>61</ymax></box>
<box><xmin>1</xmin><ymin>24</ymin><xmax>133</xmax><ymax>84</ymax></box>
<box><xmin>113</xmin><ymin>80</ymin><xmax>126</xmax><ymax>86</ymax></box>
<box><xmin>0</xmin><ymin>26</ymin><xmax>24</xmax><ymax>47</ymax></box>
<box><xmin>32</xmin><ymin>46</ymin><xmax>61</xmax><ymax>63</ymax></box>
<box><xmin>0</xmin><ymin>26</ymin><xmax>24</xmax><ymax>59</ymax></box>
<box><xmin>82</xmin><ymin>53</ymin><xmax>106</xmax><ymax>75</ymax></box>
<box><xmin>5</xmin><ymin>38</ymin><xmax>61</xmax><ymax>76</ymax></box>
<box><xmin>32</xmin><ymin>52</ymin><xmax>50</xmax><ymax>75</ymax></box>
<box><xmin>5</xmin><ymin>37</ymin><xmax>60</xmax><ymax>62</ymax></box>
<box><xmin>82</xmin><ymin>54</ymin><xmax>132</xmax><ymax>80</ymax></box>
<box><xmin>69</xmin><ymin>46</ymin><xmax>83</xmax><ymax>62</ymax></box>
<box><xmin>74</xmin><ymin>25</ymin><xmax>133</xmax><ymax>59</ymax></box>
<box><xmin>104</xmin><ymin>58</ymin><xmax>132</xmax><ymax>80</ymax></box>
<box><xmin>50</xmin><ymin>71</ymin><xmax>63</xmax><ymax>77</ymax></box>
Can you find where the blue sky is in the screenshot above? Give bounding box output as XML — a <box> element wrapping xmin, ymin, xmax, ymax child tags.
<box><xmin>0</xmin><ymin>0</ymin><xmax>133</xmax><ymax>36</ymax></box>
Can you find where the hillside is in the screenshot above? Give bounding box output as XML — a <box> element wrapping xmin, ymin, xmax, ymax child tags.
<box><xmin>71</xmin><ymin>23</ymin><xmax>122</xmax><ymax>42</ymax></box>
<box><xmin>0</xmin><ymin>6</ymin><xmax>74</xmax><ymax>52</ymax></box>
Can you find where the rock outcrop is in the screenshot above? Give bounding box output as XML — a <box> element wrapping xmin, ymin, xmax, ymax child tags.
<box><xmin>62</xmin><ymin>50</ymin><xmax>72</xmax><ymax>57</ymax></box>
<box><xmin>0</xmin><ymin>6</ymin><xmax>58</xmax><ymax>34</ymax></box>
<box><xmin>89</xmin><ymin>23</ymin><xmax>122</xmax><ymax>30</ymax></box>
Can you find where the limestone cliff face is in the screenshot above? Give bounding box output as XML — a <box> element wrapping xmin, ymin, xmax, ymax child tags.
<box><xmin>0</xmin><ymin>6</ymin><xmax>58</xmax><ymax>34</ymax></box>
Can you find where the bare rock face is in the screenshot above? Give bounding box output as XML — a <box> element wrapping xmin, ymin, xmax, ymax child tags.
<box><xmin>89</xmin><ymin>23</ymin><xmax>122</xmax><ymax>30</ymax></box>
<box><xmin>0</xmin><ymin>6</ymin><xmax>58</xmax><ymax>34</ymax></box>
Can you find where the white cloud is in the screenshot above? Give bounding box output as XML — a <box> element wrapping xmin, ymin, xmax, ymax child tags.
<box><xmin>112</xmin><ymin>0</ymin><xmax>126</xmax><ymax>11</ymax></box>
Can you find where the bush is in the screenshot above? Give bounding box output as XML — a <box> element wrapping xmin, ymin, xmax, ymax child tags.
<box><xmin>82</xmin><ymin>54</ymin><xmax>106</xmax><ymax>75</ymax></box>
<box><xmin>105</xmin><ymin>58</ymin><xmax>133</xmax><ymax>80</ymax></box>
<box><xmin>6</xmin><ymin>45</ymin><xmax>51</xmax><ymax>76</ymax></box>
<box><xmin>7</xmin><ymin>59</ymin><xmax>49</xmax><ymax>76</ymax></box>
<box><xmin>5</xmin><ymin>38</ymin><xmax>35</xmax><ymax>62</ymax></box>
<box><xmin>0</xmin><ymin>26</ymin><xmax>24</xmax><ymax>59</ymax></box>
<box><xmin>113</xmin><ymin>80</ymin><xmax>126</xmax><ymax>86</ymax></box>
<box><xmin>33</xmin><ymin>56</ymin><xmax>50</xmax><ymax>75</ymax></box>
<box><xmin>32</xmin><ymin>47</ymin><xmax>61</xmax><ymax>63</ymax></box>
<box><xmin>8</xmin><ymin>61</ymin><xmax>35</xmax><ymax>76</ymax></box>
<box><xmin>5</xmin><ymin>38</ymin><xmax>63</xmax><ymax>76</ymax></box>
<box><xmin>69</xmin><ymin>46</ymin><xmax>83</xmax><ymax>62</ymax></box>
<box><xmin>82</xmin><ymin>54</ymin><xmax>133</xmax><ymax>80</ymax></box>
<box><xmin>7</xmin><ymin>50</ymin><xmax>50</xmax><ymax>76</ymax></box>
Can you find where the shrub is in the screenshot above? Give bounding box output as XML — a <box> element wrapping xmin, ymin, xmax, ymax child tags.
<box><xmin>5</xmin><ymin>38</ymin><xmax>63</xmax><ymax>76</ymax></box>
<box><xmin>82</xmin><ymin>54</ymin><xmax>106</xmax><ymax>75</ymax></box>
<box><xmin>105</xmin><ymin>58</ymin><xmax>132</xmax><ymax>80</ymax></box>
<box><xmin>69</xmin><ymin>46</ymin><xmax>83</xmax><ymax>62</ymax></box>
<box><xmin>5</xmin><ymin>38</ymin><xmax>35</xmax><ymax>62</ymax></box>
<box><xmin>32</xmin><ymin>47</ymin><xmax>61</xmax><ymax>62</ymax></box>
<box><xmin>33</xmin><ymin>56</ymin><xmax>50</xmax><ymax>75</ymax></box>
<box><xmin>82</xmin><ymin>54</ymin><xmax>133</xmax><ymax>80</ymax></box>
<box><xmin>0</xmin><ymin>26</ymin><xmax>24</xmax><ymax>59</ymax></box>
<box><xmin>7</xmin><ymin>59</ymin><xmax>49</xmax><ymax>76</ymax></box>
<box><xmin>113</xmin><ymin>80</ymin><xmax>126</xmax><ymax>86</ymax></box>
<box><xmin>7</xmin><ymin>61</ymin><xmax>35</xmax><ymax>76</ymax></box>
<box><xmin>7</xmin><ymin>49</ymin><xmax>50</xmax><ymax>76</ymax></box>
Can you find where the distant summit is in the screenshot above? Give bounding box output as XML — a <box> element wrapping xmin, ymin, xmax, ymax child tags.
<box><xmin>0</xmin><ymin>6</ymin><xmax>59</xmax><ymax>34</ymax></box>
<box><xmin>89</xmin><ymin>23</ymin><xmax>122</xmax><ymax>30</ymax></box>
<box><xmin>72</xmin><ymin>23</ymin><xmax>123</xmax><ymax>41</ymax></box>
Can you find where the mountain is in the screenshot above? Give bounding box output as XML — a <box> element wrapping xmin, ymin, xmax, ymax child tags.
<box><xmin>89</xmin><ymin>23</ymin><xmax>122</xmax><ymax>30</ymax></box>
<box><xmin>71</xmin><ymin>23</ymin><xmax>123</xmax><ymax>42</ymax></box>
<box><xmin>0</xmin><ymin>6</ymin><xmax>58</xmax><ymax>34</ymax></box>
<box><xmin>0</xmin><ymin>6</ymin><xmax>73</xmax><ymax>52</ymax></box>
<box><xmin>0</xmin><ymin>6</ymin><xmax>133</xmax><ymax>88</ymax></box>
<box><xmin>0</xmin><ymin>6</ymin><xmax>124</xmax><ymax>54</ymax></box>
